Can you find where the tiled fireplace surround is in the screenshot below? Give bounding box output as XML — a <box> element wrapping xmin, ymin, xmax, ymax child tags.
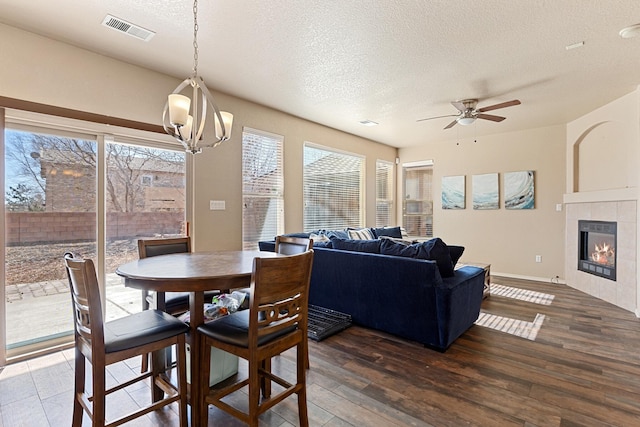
<box><xmin>565</xmin><ymin>199</ymin><xmax>637</xmax><ymax>313</ymax></box>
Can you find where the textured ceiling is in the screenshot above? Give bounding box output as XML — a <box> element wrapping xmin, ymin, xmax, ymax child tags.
<box><xmin>1</xmin><ymin>0</ymin><xmax>639</xmax><ymax>148</ymax></box>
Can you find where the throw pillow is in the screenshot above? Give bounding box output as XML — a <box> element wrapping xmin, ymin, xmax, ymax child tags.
<box><xmin>323</xmin><ymin>229</ymin><xmax>349</xmax><ymax>239</ymax></box>
<box><xmin>331</xmin><ymin>238</ymin><xmax>381</xmax><ymax>253</ymax></box>
<box><xmin>416</xmin><ymin>238</ymin><xmax>455</xmax><ymax>277</ymax></box>
<box><xmin>371</xmin><ymin>226</ymin><xmax>403</xmax><ymax>239</ymax></box>
<box><xmin>347</xmin><ymin>228</ymin><xmax>375</xmax><ymax>240</ymax></box>
<box><xmin>448</xmin><ymin>245</ymin><xmax>465</xmax><ymax>266</ymax></box>
<box><xmin>309</xmin><ymin>233</ymin><xmax>331</xmax><ymax>242</ymax></box>
<box><xmin>379</xmin><ymin>238</ymin><xmax>420</xmax><ymax>257</ymax></box>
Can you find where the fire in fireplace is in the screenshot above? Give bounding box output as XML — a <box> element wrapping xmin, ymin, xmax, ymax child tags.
<box><xmin>578</xmin><ymin>220</ymin><xmax>617</xmax><ymax>281</ymax></box>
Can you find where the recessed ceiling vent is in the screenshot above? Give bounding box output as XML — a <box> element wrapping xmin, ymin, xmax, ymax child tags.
<box><xmin>102</xmin><ymin>15</ymin><xmax>155</xmax><ymax>41</ymax></box>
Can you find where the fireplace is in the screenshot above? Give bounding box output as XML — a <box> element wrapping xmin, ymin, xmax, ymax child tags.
<box><xmin>578</xmin><ymin>220</ymin><xmax>617</xmax><ymax>281</ymax></box>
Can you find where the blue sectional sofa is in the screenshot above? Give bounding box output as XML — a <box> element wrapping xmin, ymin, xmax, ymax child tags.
<box><xmin>259</xmin><ymin>229</ymin><xmax>485</xmax><ymax>351</ymax></box>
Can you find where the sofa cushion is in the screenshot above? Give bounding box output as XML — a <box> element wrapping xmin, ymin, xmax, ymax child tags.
<box><xmin>448</xmin><ymin>245</ymin><xmax>465</xmax><ymax>266</ymax></box>
<box><xmin>347</xmin><ymin>228</ymin><xmax>375</xmax><ymax>240</ymax></box>
<box><xmin>283</xmin><ymin>232</ymin><xmax>312</xmax><ymax>238</ymax></box>
<box><xmin>313</xmin><ymin>240</ymin><xmax>333</xmax><ymax>248</ymax></box>
<box><xmin>331</xmin><ymin>238</ymin><xmax>381</xmax><ymax>253</ymax></box>
<box><xmin>379</xmin><ymin>238</ymin><xmax>420</xmax><ymax>257</ymax></box>
<box><xmin>416</xmin><ymin>238</ymin><xmax>455</xmax><ymax>277</ymax></box>
<box><xmin>372</xmin><ymin>226</ymin><xmax>403</xmax><ymax>239</ymax></box>
<box><xmin>379</xmin><ymin>236</ymin><xmax>414</xmax><ymax>245</ymax></box>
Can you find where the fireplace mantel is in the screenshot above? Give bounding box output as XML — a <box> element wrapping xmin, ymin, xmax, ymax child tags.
<box><xmin>564</xmin><ymin>188</ymin><xmax>638</xmax><ymax>205</ymax></box>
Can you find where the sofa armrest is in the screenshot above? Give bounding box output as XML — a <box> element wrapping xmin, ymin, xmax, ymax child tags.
<box><xmin>435</xmin><ymin>266</ymin><xmax>485</xmax><ymax>349</ymax></box>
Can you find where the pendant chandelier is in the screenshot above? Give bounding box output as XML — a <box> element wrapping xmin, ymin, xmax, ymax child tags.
<box><xmin>162</xmin><ymin>0</ymin><xmax>233</xmax><ymax>154</ymax></box>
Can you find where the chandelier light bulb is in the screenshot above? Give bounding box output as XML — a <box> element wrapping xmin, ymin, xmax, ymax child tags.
<box><xmin>168</xmin><ymin>94</ymin><xmax>191</xmax><ymax>126</ymax></box>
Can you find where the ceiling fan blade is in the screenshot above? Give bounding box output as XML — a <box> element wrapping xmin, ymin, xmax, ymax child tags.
<box><xmin>416</xmin><ymin>114</ymin><xmax>459</xmax><ymax>122</ymax></box>
<box><xmin>444</xmin><ymin>119</ymin><xmax>458</xmax><ymax>129</ymax></box>
<box><xmin>451</xmin><ymin>101</ymin><xmax>466</xmax><ymax>112</ymax></box>
<box><xmin>476</xmin><ymin>99</ymin><xmax>521</xmax><ymax>113</ymax></box>
<box><xmin>477</xmin><ymin>113</ymin><xmax>506</xmax><ymax>122</ymax></box>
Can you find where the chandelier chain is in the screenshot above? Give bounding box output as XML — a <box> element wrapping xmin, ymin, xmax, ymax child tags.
<box><xmin>192</xmin><ymin>0</ymin><xmax>199</xmax><ymax>76</ymax></box>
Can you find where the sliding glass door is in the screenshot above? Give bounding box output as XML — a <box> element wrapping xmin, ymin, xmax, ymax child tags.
<box><xmin>3</xmin><ymin>118</ymin><xmax>187</xmax><ymax>359</ymax></box>
<box><xmin>103</xmin><ymin>140</ymin><xmax>186</xmax><ymax>321</ymax></box>
<box><xmin>4</xmin><ymin>127</ymin><xmax>97</xmax><ymax>352</ymax></box>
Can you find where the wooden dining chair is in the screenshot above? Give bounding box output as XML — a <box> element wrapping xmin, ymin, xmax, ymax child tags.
<box><xmin>138</xmin><ymin>237</ymin><xmax>220</xmax><ymax>372</ymax></box>
<box><xmin>196</xmin><ymin>250</ymin><xmax>314</xmax><ymax>427</ymax></box>
<box><xmin>275</xmin><ymin>235</ymin><xmax>313</xmax><ymax>369</ymax></box>
<box><xmin>64</xmin><ymin>253</ymin><xmax>189</xmax><ymax>427</ymax></box>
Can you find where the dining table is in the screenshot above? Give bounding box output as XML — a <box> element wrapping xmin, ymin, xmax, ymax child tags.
<box><xmin>115</xmin><ymin>250</ymin><xmax>281</xmax><ymax>427</ymax></box>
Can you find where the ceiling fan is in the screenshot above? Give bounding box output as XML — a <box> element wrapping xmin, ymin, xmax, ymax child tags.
<box><xmin>417</xmin><ymin>99</ymin><xmax>521</xmax><ymax>129</ymax></box>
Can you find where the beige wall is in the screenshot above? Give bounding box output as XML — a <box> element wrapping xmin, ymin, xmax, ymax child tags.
<box><xmin>399</xmin><ymin>125</ymin><xmax>567</xmax><ymax>281</ymax></box>
<box><xmin>566</xmin><ymin>89</ymin><xmax>640</xmax><ymax>194</ymax></box>
<box><xmin>0</xmin><ymin>23</ymin><xmax>397</xmax><ymax>252</ymax></box>
<box><xmin>564</xmin><ymin>88</ymin><xmax>640</xmax><ymax>314</ymax></box>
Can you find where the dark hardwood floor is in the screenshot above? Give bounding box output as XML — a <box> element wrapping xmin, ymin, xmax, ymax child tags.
<box><xmin>2</xmin><ymin>276</ymin><xmax>640</xmax><ymax>426</ymax></box>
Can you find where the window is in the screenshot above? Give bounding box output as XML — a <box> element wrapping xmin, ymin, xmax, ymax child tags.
<box><xmin>303</xmin><ymin>144</ymin><xmax>364</xmax><ymax>231</ymax></box>
<box><xmin>376</xmin><ymin>160</ymin><xmax>394</xmax><ymax>227</ymax></box>
<box><xmin>402</xmin><ymin>160</ymin><xmax>433</xmax><ymax>237</ymax></box>
<box><xmin>242</xmin><ymin>128</ymin><xmax>284</xmax><ymax>250</ymax></box>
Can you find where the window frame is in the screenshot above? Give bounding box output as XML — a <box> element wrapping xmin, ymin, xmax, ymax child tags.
<box><xmin>1</xmin><ymin>107</ymin><xmax>190</xmax><ymax>362</ymax></box>
<box><xmin>402</xmin><ymin>160</ymin><xmax>434</xmax><ymax>238</ymax></box>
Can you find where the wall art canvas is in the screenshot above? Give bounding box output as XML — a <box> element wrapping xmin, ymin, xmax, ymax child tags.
<box><xmin>504</xmin><ymin>170</ymin><xmax>535</xmax><ymax>209</ymax></box>
<box><xmin>472</xmin><ymin>173</ymin><xmax>499</xmax><ymax>210</ymax></box>
<box><xmin>441</xmin><ymin>175</ymin><xmax>465</xmax><ymax>209</ymax></box>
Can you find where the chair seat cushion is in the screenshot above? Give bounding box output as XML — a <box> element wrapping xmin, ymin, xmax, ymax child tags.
<box><xmin>197</xmin><ymin>310</ymin><xmax>296</xmax><ymax>348</ymax></box>
<box><xmin>104</xmin><ymin>310</ymin><xmax>189</xmax><ymax>353</ymax></box>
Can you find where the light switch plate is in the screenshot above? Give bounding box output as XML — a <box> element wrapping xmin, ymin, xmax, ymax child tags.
<box><xmin>210</xmin><ymin>200</ymin><xmax>225</xmax><ymax>210</ymax></box>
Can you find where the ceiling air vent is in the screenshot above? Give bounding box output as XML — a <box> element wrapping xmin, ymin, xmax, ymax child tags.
<box><xmin>102</xmin><ymin>15</ymin><xmax>155</xmax><ymax>42</ymax></box>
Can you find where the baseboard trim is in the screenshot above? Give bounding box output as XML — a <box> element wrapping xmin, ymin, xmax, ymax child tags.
<box><xmin>492</xmin><ymin>271</ymin><xmax>566</xmax><ymax>285</ymax></box>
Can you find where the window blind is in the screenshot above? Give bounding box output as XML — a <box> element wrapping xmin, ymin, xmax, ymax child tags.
<box><xmin>242</xmin><ymin>128</ymin><xmax>284</xmax><ymax>250</ymax></box>
<box><xmin>375</xmin><ymin>160</ymin><xmax>394</xmax><ymax>227</ymax></box>
<box><xmin>303</xmin><ymin>144</ymin><xmax>364</xmax><ymax>231</ymax></box>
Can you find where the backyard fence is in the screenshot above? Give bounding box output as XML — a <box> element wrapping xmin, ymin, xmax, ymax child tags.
<box><xmin>5</xmin><ymin>212</ymin><xmax>184</xmax><ymax>245</ymax></box>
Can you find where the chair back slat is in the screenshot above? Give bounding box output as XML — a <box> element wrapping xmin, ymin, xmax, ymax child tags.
<box><xmin>248</xmin><ymin>251</ymin><xmax>314</xmax><ymax>343</ymax></box>
<box><xmin>138</xmin><ymin>237</ymin><xmax>191</xmax><ymax>259</ymax></box>
<box><xmin>64</xmin><ymin>253</ymin><xmax>104</xmax><ymax>352</ymax></box>
<box><xmin>274</xmin><ymin>236</ymin><xmax>313</xmax><ymax>255</ymax></box>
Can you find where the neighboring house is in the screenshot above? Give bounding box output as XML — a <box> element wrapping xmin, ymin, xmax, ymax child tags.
<box><xmin>38</xmin><ymin>149</ymin><xmax>184</xmax><ymax>213</ymax></box>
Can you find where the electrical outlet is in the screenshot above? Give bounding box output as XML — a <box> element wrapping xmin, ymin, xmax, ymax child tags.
<box><xmin>535</xmin><ymin>255</ymin><xmax>542</xmax><ymax>263</ymax></box>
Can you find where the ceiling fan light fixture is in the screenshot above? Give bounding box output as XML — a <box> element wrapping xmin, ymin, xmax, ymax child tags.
<box><xmin>457</xmin><ymin>116</ymin><xmax>476</xmax><ymax>126</ymax></box>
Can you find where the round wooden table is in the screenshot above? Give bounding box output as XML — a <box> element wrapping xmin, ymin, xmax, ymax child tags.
<box><xmin>116</xmin><ymin>250</ymin><xmax>281</xmax><ymax>427</ymax></box>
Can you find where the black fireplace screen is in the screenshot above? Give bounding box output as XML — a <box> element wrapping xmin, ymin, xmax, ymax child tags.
<box><xmin>578</xmin><ymin>220</ymin><xmax>616</xmax><ymax>281</ymax></box>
